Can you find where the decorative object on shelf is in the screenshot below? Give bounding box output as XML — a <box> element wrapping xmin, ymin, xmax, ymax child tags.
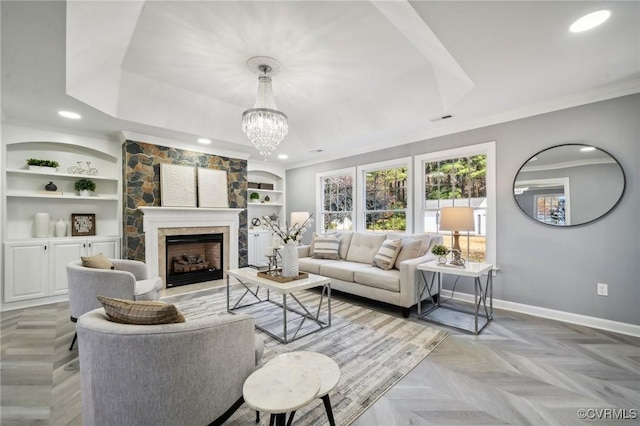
<box><xmin>439</xmin><ymin>206</ymin><xmax>475</xmax><ymax>267</ymax></box>
<box><xmin>250</xmin><ymin>192</ymin><xmax>260</xmax><ymax>202</ymax></box>
<box><xmin>71</xmin><ymin>213</ymin><xmax>96</xmax><ymax>236</ymax></box>
<box><xmin>251</xmin><ymin>217</ymin><xmax>261</xmax><ymax>227</ymax></box>
<box><xmin>431</xmin><ymin>244</ymin><xmax>448</xmax><ymax>265</ymax></box>
<box><xmin>55</xmin><ymin>218</ymin><xmax>67</xmax><ymax>237</ymax></box>
<box><xmin>241</xmin><ymin>56</ymin><xmax>288</xmax><ymax>159</ymax></box>
<box><xmin>258</xmin><ymin>183</ymin><xmax>274</xmax><ymax>190</ymax></box>
<box><xmin>27</xmin><ymin>158</ymin><xmax>59</xmax><ymax>172</ymax></box>
<box><xmin>248</xmin><ymin>182</ymin><xmax>259</xmax><ymax>189</ymax></box>
<box><xmin>67</xmin><ymin>161</ymin><xmax>98</xmax><ymax>175</ymax></box>
<box><xmin>44</xmin><ymin>181</ymin><xmax>58</xmax><ymax>191</ymax></box>
<box><xmin>262</xmin><ymin>212</ymin><xmax>313</xmax><ymax>277</ymax></box>
<box><xmin>74</xmin><ymin>178</ymin><xmax>96</xmax><ymax>196</ymax></box>
<box><xmin>160</xmin><ymin>164</ymin><xmax>196</xmax><ymax>207</ymax></box>
<box><xmin>34</xmin><ymin>212</ymin><xmax>50</xmax><ymax>238</ymax></box>
<box><xmin>264</xmin><ymin>195</ymin><xmax>270</xmax><ymax>203</ymax></box>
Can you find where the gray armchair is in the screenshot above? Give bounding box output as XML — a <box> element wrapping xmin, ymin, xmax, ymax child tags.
<box><xmin>67</xmin><ymin>259</ymin><xmax>162</xmax><ymax>349</ymax></box>
<box><xmin>77</xmin><ymin>308</ymin><xmax>264</xmax><ymax>426</ymax></box>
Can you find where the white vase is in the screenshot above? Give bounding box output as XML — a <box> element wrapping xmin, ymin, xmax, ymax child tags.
<box><xmin>55</xmin><ymin>218</ymin><xmax>67</xmax><ymax>237</ymax></box>
<box><xmin>280</xmin><ymin>241</ymin><xmax>299</xmax><ymax>277</ymax></box>
<box><xmin>79</xmin><ymin>190</ymin><xmax>90</xmax><ymax>197</ymax></box>
<box><xmin>34</xmin><ymin>212</ymin><xmax>50</xmax><ymax>238</ymax></box>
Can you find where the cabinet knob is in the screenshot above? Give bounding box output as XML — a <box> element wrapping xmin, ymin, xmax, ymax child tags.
<box><xmin>83</xmin><ymin>243</ymin><xmax>86</xmax><ymax>248</ymax></box>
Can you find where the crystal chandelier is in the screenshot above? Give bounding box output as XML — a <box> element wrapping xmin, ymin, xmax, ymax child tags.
<box><xmin>242</xmin><ymin>58</ymin><xmax>288</xmax><ymax>159</ymax></box>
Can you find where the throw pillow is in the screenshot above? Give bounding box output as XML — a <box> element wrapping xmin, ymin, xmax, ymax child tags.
<box><xmin>81</xmin><ymin>253</ymin><xmax>114</xmax><ymax>270</ymax></box>
<box><xmin>97</xmin><ymin>296</ymin><xmax>186</xmax><ymax>325</ymax></box>
<box><xmin>372</xmin><ymin>239</ymin><xmax>402</xmax><ymax>270</ymax></box>
<box><xmin>312</xmin><ymin>235</ymin><xmax>340</xmax><ymax>260</ymax></box>
<box><xmin>393</xmin><ymin>239</ymin><xmax>423</xmax><ymax>270</ymax></box>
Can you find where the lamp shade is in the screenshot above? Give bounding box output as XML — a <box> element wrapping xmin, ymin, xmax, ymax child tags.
<box><xmin>439</xmin><ymin>207</ymin><xmax>475</xmax><ymax>232</ymax></box>
<box><xmin>290</xmin><ymin>212</ymin><xmax>310</xmax><ymax>227</ymax></box>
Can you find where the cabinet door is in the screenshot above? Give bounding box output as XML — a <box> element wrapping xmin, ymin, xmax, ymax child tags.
<box><xmin>4</xmin><ymin>242</ymin><xmax>48</xmax><ymax>302</ymax></box>
<box><xmin>88</xmin><ymin>237</ymin><xmax>119</xmax><ymax>259</ymax></box>
<box><xmin>49</xmin><ymin>240</ymin><xmax>85</xmax><ymax>295</ymax></box>
<box><xmin>255</xmin><ymin>232</ymin><xmax>273</xmax><ymax>264</ymax></box>
<box><xmin>248</xmin><ymin>233</ymin><xmax>257</xmax><ymax>264</ymax></box>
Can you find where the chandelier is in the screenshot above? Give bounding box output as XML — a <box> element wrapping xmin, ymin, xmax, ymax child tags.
<box><xmin>242</xmin><ymin>57</ymin><xmax>288</xmax><ymax>159</ymax></box>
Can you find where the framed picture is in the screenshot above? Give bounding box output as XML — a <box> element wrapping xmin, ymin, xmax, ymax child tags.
<box><xmin>160</xmin><ymin>164</ymin><xmax>197</xmax><ymax>207</ymax></box>
<box><xmin>197</xmin><ymin>168</ymin><xmax>229</xmax><ymax>208</ymax></box>
<box><xmin>71</xmin><ymin>213</ymin><xmax>96</xmax><ymax>236</ymax></box>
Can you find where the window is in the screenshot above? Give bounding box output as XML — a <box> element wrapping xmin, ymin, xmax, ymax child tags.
<box><xmin>358</xmin><ymin>158</ymin><xmax>412</xmax><ymax>233</ymax></box>
<box><xmin>536</xmin><ymin>194</ymin><xmax>566</xmax><ymax>225</ymax></box>
<box><xmin>316</xmin><ymin>168</ymin><xmax>355</xmax><ymax>232</ymax></box>
<box><xmin>414</xmin><ymin>142</ymin><xmax>496</xmax><ymax>264</ymax></box>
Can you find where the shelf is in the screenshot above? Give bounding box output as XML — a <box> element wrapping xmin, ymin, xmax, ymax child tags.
<box><xmin>6</xmin><ymin>169</ymin><xmax>118</xmax><ymax>181</ymax></box>
<box><xmin>248</xmin><ymin>202</ymin><xmax>283</xmax><ymax>207</ymax></box>
<box><xmin>7</xmin><ymin>190</ymin><xmax>119</xmax><ymax>200</ymax></box>
<box><xmin>247</xmin><ymin>188</ymin><xmax>282</xmax><ymax>195</ymax></box>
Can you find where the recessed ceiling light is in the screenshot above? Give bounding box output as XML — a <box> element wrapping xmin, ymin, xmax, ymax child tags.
<box><xmin>58</xmin><ymin>110</ymin><xmax>81</xmax><ymax>119</ymax></box>
<box><xmin>580</xmin><ymin>146</ymin><xmax>596</xmax><ymax>152</ymax></box>
<box><xmin>278</xmin><ymin>154</ymin><xmax>288</xmax><ymax>159</ymax></box>
<box><xmin>569</xmin><ymin>10</ymin><xmax>610</xmax><ymax>33</ymax></box>
<box><xmin>198</xmin><ymin>138</ymin><xmax>211</xmax><ymax>144</ymax></box>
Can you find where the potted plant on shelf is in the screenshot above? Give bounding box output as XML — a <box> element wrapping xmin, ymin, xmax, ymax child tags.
<box><xmin>431</xmin><ymin>244</ymin><xmax>449</xmax><ymax>265</ymax></box>
<box><xmin>26</xmin><ymin>158</ymin><xmax>59</xmax><ymax>172</ymax></box>
<box><xmin>40</xmin><ymin>160</ymin><xmax>59</xmax><ymax>172</ymax></box>
<box><xmin>74</xmin><ymin>178</ymin><xmax>96</xmax><ymax>197</ymax></box>
<box><xmin>250</xmin><ymin>192</ymin><xmax>260</xmax><ymax>203</ymax></box>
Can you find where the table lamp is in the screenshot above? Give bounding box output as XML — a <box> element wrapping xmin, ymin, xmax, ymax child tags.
<box><xmin>290</xmin><ymin>211</ymin><xmax>310</xmax><ymax>228</ymax></box>
<box><xmin>439</xmin><ymin>207</ymin><xmax>474</xmax><ymax>266</ymax></box>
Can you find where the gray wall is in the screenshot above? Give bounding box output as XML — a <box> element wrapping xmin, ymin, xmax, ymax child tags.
<box><xmin>286</xmin><ymin>94</ymin><xmax>639</xmax><ymax>325</ymax></box>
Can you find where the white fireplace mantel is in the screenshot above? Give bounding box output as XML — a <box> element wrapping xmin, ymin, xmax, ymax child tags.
<box><xmin>139</xmin><ymin>207</ymin><xmax>243</xmax><ymax>279</ymax></box>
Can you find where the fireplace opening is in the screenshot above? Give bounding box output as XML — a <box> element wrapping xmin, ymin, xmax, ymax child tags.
<box><xmin>166</xmin><ymin>233</ymin><xmax>223</xmax><ymax>287</ymax></box>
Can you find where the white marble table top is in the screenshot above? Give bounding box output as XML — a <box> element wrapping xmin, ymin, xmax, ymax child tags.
<box><xmin>243</xmin><ymin>363</ymin><xmax>320</xmax><ymax>414</ymax></box>
<box><xmin>266</xmin><ymin>351</ymin><xmax>341</xmax><ymax>397</ymax></box>
<box><xmin>418</xmin><ymin>261</ymin><xmax>493</xmax><ymax>278</ymax></box>
<box><xmin>227</xmin><ymin>268</ymin><xmax>330</xmax><ymax>294</ymax></box>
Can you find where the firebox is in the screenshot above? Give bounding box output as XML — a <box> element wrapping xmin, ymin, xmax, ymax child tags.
<box><xmin>165</xmin><ymin>233</ymin><xmax>223</xmax><ymax>287</ymax></box>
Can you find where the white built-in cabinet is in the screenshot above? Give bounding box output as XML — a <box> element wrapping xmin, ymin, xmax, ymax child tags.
<box><xmin>4</xmin><ymin>237</ymin><xmax>119</xmax><ymax>303</ymax></box>
<box><xmin>2</xmin><ymin>127</ymin><xmax>122</xmax><ymax>309</ymax></box>
<box><xmin>246</xmin><ymin>165</ymin><xmax>285</xmax><ymax>266</ymax></box>
<box><xmin>248</xmin><ymin>230</ymin><xmax>273</xmax><ymax>265</ymax></box>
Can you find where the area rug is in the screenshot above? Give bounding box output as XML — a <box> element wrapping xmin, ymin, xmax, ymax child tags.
<box><xmin>171</xmin><ymin>287</ymin><xmax>448</xmax><ymax>425</ymax></box>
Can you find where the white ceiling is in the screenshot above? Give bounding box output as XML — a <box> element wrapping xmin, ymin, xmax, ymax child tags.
<box><xmin>2</xmin><ymin>1</ymin><xmax>639</xmax><ymax>168</ymax></box>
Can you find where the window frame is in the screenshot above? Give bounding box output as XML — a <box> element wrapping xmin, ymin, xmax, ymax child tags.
<box><xmin>413</xmin><ymin>142</ymin><xmax>496</xmax><ymax>265</ymax></box>
<box><xmin>356</xmin><ymin>157</ymin><xmax>413</xmax><ymax>234</ymax></box>
<box><xmin>315</xmin><ymin>167</ymin><xmax>357</xmax><ymax>234</ymax></box>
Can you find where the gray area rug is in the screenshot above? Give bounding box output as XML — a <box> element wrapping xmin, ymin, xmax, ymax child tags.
<box><xmin>172</xmin><ymin>286</ymin><xmax>448</xmax><ymax>425</ymax></box>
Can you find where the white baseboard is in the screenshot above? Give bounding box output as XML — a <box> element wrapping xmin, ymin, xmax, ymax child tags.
<box><xmin>440</xmin><ymin>290</ymin><xmax>640</xmax><ymax>338</ymax></box>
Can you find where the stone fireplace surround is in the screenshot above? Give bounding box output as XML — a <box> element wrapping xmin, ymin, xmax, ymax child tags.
<box><xmin>139</xmin><ymin>207</ymin><xmax>243</xmax><ymax>288</ymax></box>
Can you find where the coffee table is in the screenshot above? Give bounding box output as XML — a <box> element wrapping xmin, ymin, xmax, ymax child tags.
<box><xmin>266</xmin><ymin>351</ymin><xmax>341</xmax><ymax>426</ymax></box>
<box><xmin>226</xmin><ymin>268</ymin><xmax>331</xmax><ymax>344</ymax></box>
<box><xmin>243</xmin><ymin>363</ymin><xmax>320</xmax><ymax>426</ymax></box>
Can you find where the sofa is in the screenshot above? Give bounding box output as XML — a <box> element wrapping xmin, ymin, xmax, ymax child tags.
<box><xmin>77</xmin><ymin>308</ymin><xmax>264</xmax><ymax>426</ymax></box>
<box><xmin>297</xmin><ymin>231</ymin><xmax>443</xmax><ymax>317</ymax></box>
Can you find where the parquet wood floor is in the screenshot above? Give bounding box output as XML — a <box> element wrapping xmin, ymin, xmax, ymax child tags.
<box><xmin>1</xmin><ymin>289</ymin><xmax>638</xmax><ymax>425</ymax></box>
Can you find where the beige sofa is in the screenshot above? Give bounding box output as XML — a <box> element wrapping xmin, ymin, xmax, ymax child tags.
<box><xmin>297</xmin><ymin>231</ymin><xmax>443</xmax><ymax>317</ymax></box>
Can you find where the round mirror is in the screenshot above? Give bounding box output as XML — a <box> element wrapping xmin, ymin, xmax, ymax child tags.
<box><xmin>513</xmin><ymin>144</ymin><xmax>625</xmax><ymax>227</ymax></box>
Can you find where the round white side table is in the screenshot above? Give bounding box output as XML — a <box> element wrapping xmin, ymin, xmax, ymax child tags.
<box><xmin>266</xmin><ymin>351</ymin><xmax>341</xmax><ymax>426</ymax></box>
<box><xmin>243</xmin><ymin>363</ymin><xmax>319</xmax><ymax>426</ymax></box>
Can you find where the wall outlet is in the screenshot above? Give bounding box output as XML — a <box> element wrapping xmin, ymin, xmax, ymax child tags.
<box><xmin>597</xmin><ymin>283</ymin><xmax>608</xmax><ymax>296</ymax></box>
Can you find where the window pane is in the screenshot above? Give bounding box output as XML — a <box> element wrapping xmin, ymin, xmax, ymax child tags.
<box><xmin>423</xmin><ymin>155</ymin><xmax>487</xmax><ymax>262</ymax></box>
<box><xmin>364</xmin><ymin>166</ymin><xmax>407</xmax><ymax>232</ymax></box>
<box><xmin>320</xmin><ymin>174</ymin><xmax>353</xmax><ymax>232</ymax></box>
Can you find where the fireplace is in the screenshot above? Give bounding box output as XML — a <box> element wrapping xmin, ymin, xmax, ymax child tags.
<box><xmin>165</xmin><ymin>233</ymin><xmax>223</xmax><ymax>287</ymax></box>
<box><xmin>138</xmin><ymin>207</ymin><xmax>243</xmax><ymax>289</ymax></box>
